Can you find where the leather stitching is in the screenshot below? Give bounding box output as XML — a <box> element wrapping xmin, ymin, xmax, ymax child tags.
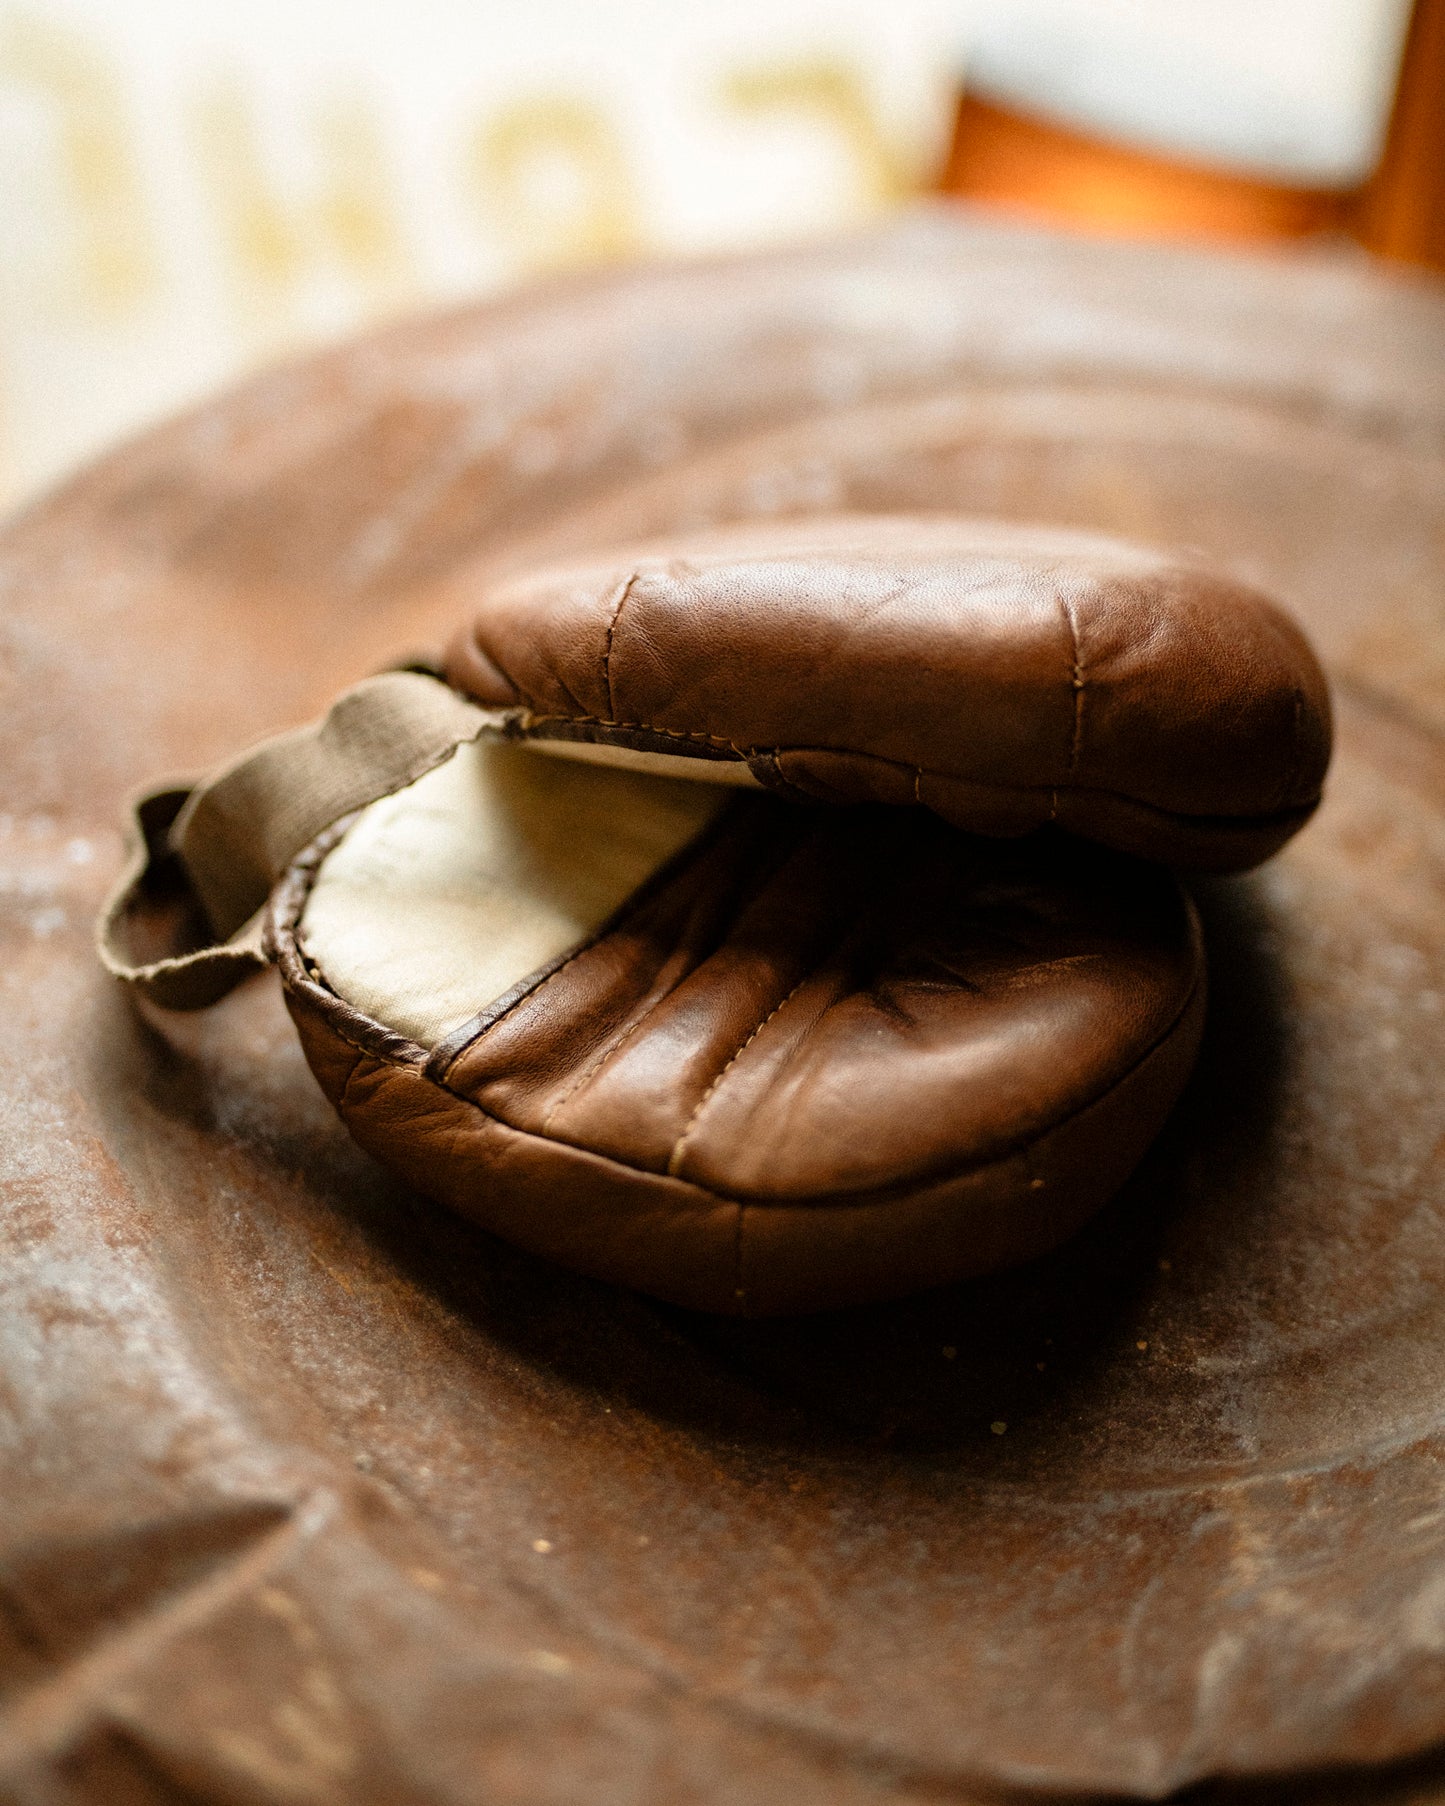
<box><xmin>409</xmin><ymin>960</ymin><xmax>1205</xmax><ymax>1211</ymax></box>
<box><xmin>600</xmin><ymin>570</ymin><xmax>643</xmax><ymax>721</ymax></box>
<box><xmin>276</xmin><ymin>816</ymin><xmax>627</xmax><ymax>1073</ymax></box>
<box><xmin>512</xmin><ymin>724</ymin><xmax>1317</xmax><ymax>834</ymax></box>
<box><xmin>458</xmin><ymin>927</ymin><xmax>606</xmax><ymax>1048</ymax></box>
<box><xmin>289</xmin><ymin>908</ymin><xmax>1204</xmax><ymax>1220</ymax></box>
<box><xmin>540</xmin><ymin>990</ymin><xmax>669</xmax><ymax>1133</ymax></box>
<box><xmin>337</xmin><ymin>1047</ymin><xmax>369</xmax><ymax>1113</ymax></box>
<box><xmin>758</xmin><ymin>754</ymin><xmax>852</xmax><ymax>804</ymax></box>
<box><xmin>536</xmin><ymin>817</ymin><xmax>822</xmax><ymax>1147</ymax></box>
<box><xmin>425</xmin><ymin>795</ymin><xmax>751</xmax><ymax>1078</ymax></box>
<box><xmin>523</xmin><ymin>711</ymin><xmax>748</xmax><ymax>754</ymax></box>
<box><xmin>666</xmin><ymin>972</ymin><xmax>810</xmax><ymax>1179</ymax></box>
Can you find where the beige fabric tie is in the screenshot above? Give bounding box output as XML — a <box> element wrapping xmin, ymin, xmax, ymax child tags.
<box><xmin>98</xmin><ymin>671</ymin><xmax>508</xmax><ymax>1010</ymax></box>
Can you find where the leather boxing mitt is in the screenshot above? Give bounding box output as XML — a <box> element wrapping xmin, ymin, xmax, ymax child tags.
<box><xmin>444</xmin><ymin>515</ymin><xmax>1332</xmax><ymax>871</ymax></box>
<box><xmin>101</xmin><ymin>515</ymin><xmax>1330</xmax><ymax>1314</ymax></box>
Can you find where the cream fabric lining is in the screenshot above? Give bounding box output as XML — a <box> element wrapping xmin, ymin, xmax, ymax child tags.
<box><xmin>299</xmin><ymin>737</ymin><xmax>728</xmax><ymax>1047</ymax></box>
<box><xmin>526</xmin><ymin>736</ymin><xmax>760</xmax><ymax>786</ymax></box>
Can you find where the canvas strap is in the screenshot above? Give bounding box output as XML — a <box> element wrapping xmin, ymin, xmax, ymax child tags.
<box><xmin>98</xmin><ymin>670</ymin><xmax>509</xmax><ymax>1010</ymax></box>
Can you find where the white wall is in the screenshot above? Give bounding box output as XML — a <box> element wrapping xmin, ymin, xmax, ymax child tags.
<box><xmin>967</xmin><ymin>0</ymin><xmax>1413</xmax><ymax>182</ymax></box>
<box><xmin>0</xmin><ymin>0</ymin><xmax>1412</xmax><ymax>513</ymax></box>
<box><xmin>0</xmin><ymin>0</ymin><xmax>964</xmax><ymax>510</ymax></box>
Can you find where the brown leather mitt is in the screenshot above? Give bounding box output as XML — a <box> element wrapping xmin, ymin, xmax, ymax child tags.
<box><xmin>275</xmin><ymin>790</ymin><xmax>1205</xmax><ymax>1315</ymax></box>
<box><xmin>445</xmin><ymin>515</ymin><xmax>1332</xmax><ymax>871</ymax></box>
<box><xmin>101</xmin><ymin>514</ymin><xmax>1331</xmax><ymax>1314</ymax></box>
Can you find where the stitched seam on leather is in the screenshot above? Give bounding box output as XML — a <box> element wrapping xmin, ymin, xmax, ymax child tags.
<box><xmin>337</xmin><ymin>1047</ymin><xmax>370</xmax><ymax>1114</ymax></box>
<box><xmin>426</xmin><ymin>795</ymin><xmax>752</xmax><ymax>1078</ymax></box>
<box><xmin>442</xmin><ymin>811</ymin><xmax>812</xmax><ymax>1151</ymax></box>
<box><xmin>600</xmin><ymin>569</ymin><xmax>642</xmax><ymax>721</ymax></box>
<box><xmin>1061</xmin><ymin>593</ymin><xmax>1086</xmax><ymax>774</ymax></box>
<box><xmin>281</xmin><ymin>800</ymin><xmax>1207</xmax><ymax>1204</ymax></box>
<box><xmin>452</xmin><ymin>923</ymin><xmax>608</xmax><ymax>1054</ymax></box>
<box><xmin>540</xmin><ymin>991</ymin><xmax>670</xmax><ymax>1133</ymax></box>
<box><xmin>761</xmin><ymin>754</ymin><xmax>854</xmax><ymax>804</ymax></box>
<box><xmin>518</xmin><ymin>724</ymin><xmax>1313</xmax><ymax>828</ymax></box>
<box><xmin>467</xmin><ymin>627</ymin><xmax>540</xmax><ymax>714</ymax></box>
<box><xmin>665</xmin><ymin>972</ymin><xmax>810</xmax><ymax>1179</ymax></box>
<box><xmin>409</xmin><ymin>959</ymin><xmax>1205</xmax><ymax>1211</ymax></box>
<box><xmin>274</xmin><ymin>823</ymin><xmax>585</xmax><ymax>1069</ymax></box>
<box><xmin>286</xmin><ymin>961</ymin><xmax>429</xmax><ymax>1067</ymax></box>
<box><xmin>524</xmin><ymin>712</ymin><xmax>748</xmax><ymax>754</ymax></box>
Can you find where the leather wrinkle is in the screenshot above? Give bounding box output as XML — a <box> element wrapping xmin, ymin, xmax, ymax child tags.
<box><xmin>449</xmin><ymin>519</ymin><xmax>1334</xmax><ymax>870</ymax></box>
<box><xmin>666</xmin><ymin>970</ymin><xmax>813</xmax><ymax>1178</ymax></box>
<box><xmin>600</xmin><ymin>567</ymin><xmax>644</xmax><ymax>722</ymax></box>
<box><xmin>542</xmin><ymin>650</ymin><xmax>594</xmax><ymax>725</ymax></box>
<box><xmin>520</xmin><ymin>710</ymin><xmax>746</xmax><ymax>754</ymax></box>
<box><xmin>501</xmin><ymin>717</ymin><xmax>1323</xmax><ymax>829</ymax></box>
<box><xmin>336</xmin><ymin>1043</ymin><xmax>371</xmax><ymax>1117</ymax></box>
<box><xmin>478</xmin><ymin>621</ymin><xmax>590</xmax><ymax>725</ymax></box>
<box><xmin>305</xmin><ymin>931</ymin><xmax>1204</xmax><ymax>1213</ymax></box>
<box><xmin>526</xmin><ymin>808</ymin><xmax>836</xmax><ymax>1155</ymax></box>
<box><xmin>658</xmin><ymin>808</ymin><xmax>912</xmax><ymax>1155</ymax></box>
<box><xmin>664</xmin><ymin>841</ymin><xmax>903</xmax><ymax>1170</ymax></box>
<box><xmin>537</xmin><ymin>978</ymin><xmax>671</xmax><ymax>1136</ymax></box>
<box><xmin>319</xmin><ymin>805</ymin><xmax>1203</xmax><ymax>1208</ymax></box>
<box><xmin>423</xmin><ymin>792</ymin><xmax>762</xmax><ymax>1085</ymax></box>
<box><xmin>753</xmin><ymin>750</ymin><xmax>824</xmax><ymax>804</ymax></box>
<box><xmin>423</xmin><ymin>798</ymin><xmax>813</xmax><ymax>1158</ymax></box>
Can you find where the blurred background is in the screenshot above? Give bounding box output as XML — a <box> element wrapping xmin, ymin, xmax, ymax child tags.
<box><xmin>0</xmin><ymin>0</ymin><xmax>1439</xmax><ymax>515</ymax></box>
